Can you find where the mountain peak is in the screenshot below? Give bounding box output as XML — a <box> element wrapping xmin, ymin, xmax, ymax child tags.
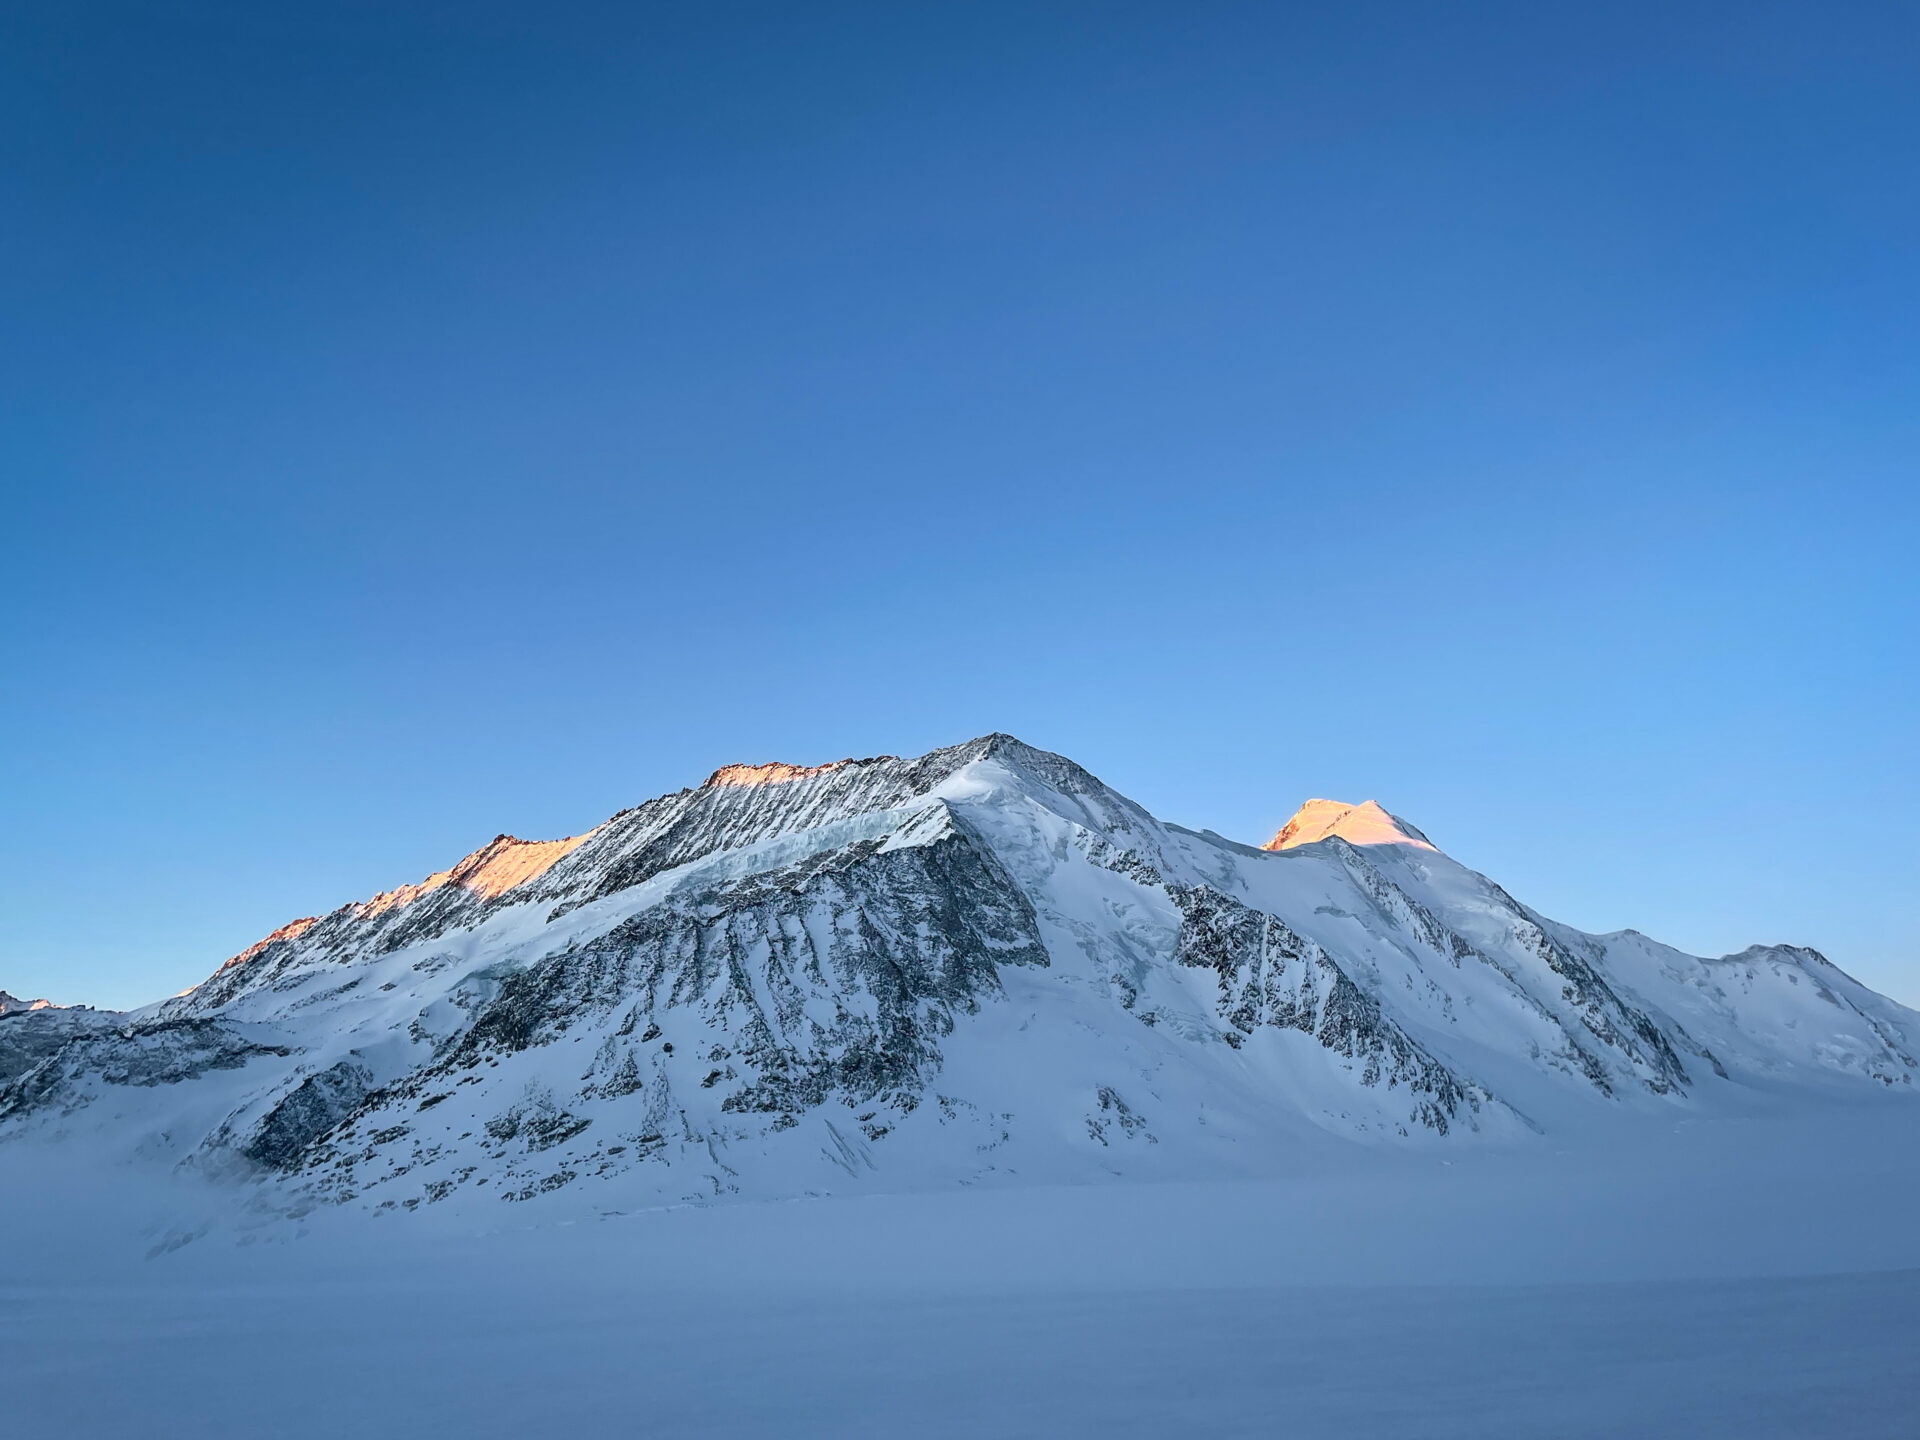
<box><xmin>0</xmin><ymin>990</ymin><xmax>54</xmax><ymax>1016</ymax></box>
<box><xmin>705</xmin><ymin>760</ymin><xmax>856</xmax><ymax>789</ymax></box>
<box><xmin>1263</xmin><ymin>798</ymin><xmax>1436</xmax><ymax>852</ymax></box>
<box><xmin>446</xmin><ymin>831</ymin><xmax>600</xmax><ymax>900</ymax></box>
<box><xmin>356</xmin><ymin>830</ymin><xmax>599</xmax><ymax>918</ymax></box>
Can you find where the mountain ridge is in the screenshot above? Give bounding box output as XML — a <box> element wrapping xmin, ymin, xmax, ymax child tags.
<box><xmin>3</xmin><ymin>733</ymin><xmax>1914</xmax><ymax>1222</ymax></box>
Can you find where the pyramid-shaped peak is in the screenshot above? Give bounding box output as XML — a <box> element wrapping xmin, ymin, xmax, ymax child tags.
<box><xmin>1264</xmin><ymin>798</ymin><xmax>1436</xmax><ymax>853</ymax></box>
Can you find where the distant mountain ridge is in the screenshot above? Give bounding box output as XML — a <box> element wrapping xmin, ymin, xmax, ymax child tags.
<box><xmin>4</xmin><ymin>734</ymin><xmax>1914</xmax><ymax>1218</ymax></box>
<box><xmin>1</xmin><ymin>995</ymin><xmax>119</xmax><ymax>1095</ymax></box>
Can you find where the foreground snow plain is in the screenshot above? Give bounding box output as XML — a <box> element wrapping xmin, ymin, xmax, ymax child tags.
<box><xmin>7</xmin><ymin>735</ymin><xmax>1919</xmax><ymax>1434</ymax></box>
<box><xmin>9</xmin><ymin>1101</ymin><xmax>1920</xmax><ymax>1438</ymax></box>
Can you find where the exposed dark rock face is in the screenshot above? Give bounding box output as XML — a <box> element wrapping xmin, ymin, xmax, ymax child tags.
<box><xmin>294</xmin><ymin>812</ymin><xmax>1051</xmax><ymax>1202</ymax></box>
<box><xmin>1166</xmin><ymin>883</ymin><xmax>1482</xmax><ymax>1134</ymax></box>
<box><xmin>461</xmin><ymin>820</ymin><xmax>1042</xmax><ymax>1099</ymax></box>
<box><xmin>0</xmin><ymin>1019</ymin><xmax>288</xmax><ymax>1119</ymax></box>
<box><xmin>0</xmin><ymin>1005</ymin><xmax>120</xmax><ymax>1086</ymax></box>
<box><xmin>241</xmin><ymin>1060</ymin><xmax>377</xmax><ymax>1171</ymax></box>
<box><xmin>1501</xmin><ymin>896</ymin><xmax>1690</xmax><ymax>1095</ymax></box>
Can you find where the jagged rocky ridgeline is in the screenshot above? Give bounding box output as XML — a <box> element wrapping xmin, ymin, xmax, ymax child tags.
<box><xmin>3</xmin><ymin>735</ymin><xmax>1916</xmax><ymax>1214</ymax></box>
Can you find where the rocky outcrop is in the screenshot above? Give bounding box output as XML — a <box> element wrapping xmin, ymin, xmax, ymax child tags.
<box><xmin>1166</xmin><ymin>883</ymin><xmax>1484</xmax><ymax>1133</ymax></box>
<box><xmin>0</xmin><ymin>1003</ymin><xmax>121</xmax><ymax>1086</ymax></box>
<box><xmin>0</xmin><ymin>1018</ymin><xmax>287</xmax><ymax>1119</ymax></box>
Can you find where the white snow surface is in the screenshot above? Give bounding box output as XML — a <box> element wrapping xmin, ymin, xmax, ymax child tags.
<box><xmin>8</xmin><ymin>1101</ymin><xmax>1920</xmax><ymax>1438</ymax></box>
<box><xmin>6</xmin><ymin>734</ymin><xmax>1920</xmax><ymax>1435</ymax></box>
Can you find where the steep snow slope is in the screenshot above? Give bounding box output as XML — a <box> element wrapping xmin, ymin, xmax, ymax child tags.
<box><xmin>3</xmin><ymin>736</ymin><xmax>1914</xmax><ymax>1221</ymax></box>
<box><xmin>1296</xmin><ymin>813</ymin><xmax>1920</xmax><ymax>1096</ymax></box>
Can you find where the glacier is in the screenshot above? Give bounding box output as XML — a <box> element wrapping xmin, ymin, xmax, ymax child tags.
<box><xmin>5</xmin><ymin>733</ymin><xmax>1918</xmax><ymax>1437</ymax></box>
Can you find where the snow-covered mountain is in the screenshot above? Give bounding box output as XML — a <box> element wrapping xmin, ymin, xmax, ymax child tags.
<box><xmin>4</xmin><ymin>735</ymin><xmax>1914</xmax><ymax>1216</ymax></box>
<box><xmin>0</xmin><ymin>990</ymin><xmax>57</xmax><ymax>1016</ymax></box>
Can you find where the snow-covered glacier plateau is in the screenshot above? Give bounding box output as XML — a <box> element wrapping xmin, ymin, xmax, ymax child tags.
<box><xmin>7</xmin><ymin>735</ymin><xmax>1920</xmax><ymax>1438</ymax></box>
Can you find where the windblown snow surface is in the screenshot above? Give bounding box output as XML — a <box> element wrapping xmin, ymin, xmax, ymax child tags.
<box><xmin>6</xmin><ymin>735</ymin><xmax>1919</xmax><ymax>1437</ymax></box>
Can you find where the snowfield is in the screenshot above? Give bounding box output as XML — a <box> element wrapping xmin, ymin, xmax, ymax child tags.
<box><xmin>5</xmin><ymin>734</ymin><xmax>1918</xmax><ymax>1435</ymax></box>
<box><xmin>8</xmin><ymin>1103</ymin><xmax>1920</xmax><ymax>1438</ymax></box>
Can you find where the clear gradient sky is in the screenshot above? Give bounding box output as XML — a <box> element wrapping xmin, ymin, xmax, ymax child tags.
<box><xmin>4</xmin><ymin>2</ymin><xmax>1917</xmax><ymax>1009</ymax></box>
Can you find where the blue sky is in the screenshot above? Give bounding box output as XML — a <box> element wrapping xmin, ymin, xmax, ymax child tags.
<box><xmin>4</xmin><ymin>2</ymin><xmax>1917</xmax><ymax>1008</ymax></box>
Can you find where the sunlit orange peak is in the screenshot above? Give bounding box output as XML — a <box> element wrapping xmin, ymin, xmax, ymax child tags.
<box><xmin>358</xmin><ymin>829</ymin><xmax>599</xmax><ymax>917</ymax></box>
<box><xmin>706</xmin><ymin>760</ymin><xmax>846</xmax><ymax>788</ymax></box>
<box><xmin>452</xmin><ymin>831</ymin><xmax>598</xmax><ymax>899</ymax></box>
<box><xmin>1264</xmin><ymin>798</ymin><xmax>1435</xmax><ymax>853</ymax></box>
<box><xmin>217</xmin><ymin>915</ymin><xmax>320</xmax><ymax>974</ymax></box>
